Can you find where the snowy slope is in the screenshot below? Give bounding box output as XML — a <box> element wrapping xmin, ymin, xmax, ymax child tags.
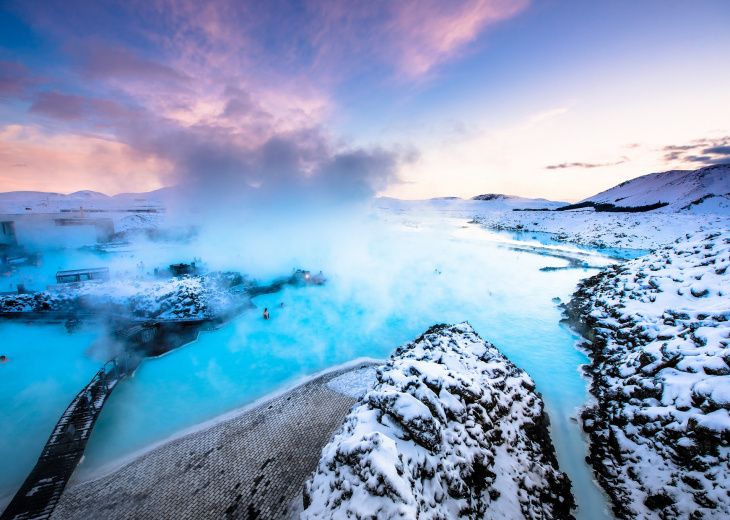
<box><xmin>581</xmin><ymin>164</ymin><xmax>730</xmax><ymax>213</ymax></box>
<box><xmin>563</xmin><ymin>230</ymin><xmax>730</xmax><ymax>519</ymax></box>
<box><xmin>303</xmin><ymin>323</ymin><xmax>574</xmax><ymax>520</ymax></box>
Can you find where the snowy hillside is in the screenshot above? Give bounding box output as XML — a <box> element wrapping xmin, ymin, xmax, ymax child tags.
<box><xmin>0</xmin><ymin>188</ymin><xmax>169</xmax><ymax>213</ymax></box>
<box><xmin>563</xmin><ymin>230</ymin><xmax>730</xmax><ymax>519</ymax></box>
<box><xmin>0</xmin><ymin>190</ymin><xmax>111</xmax><ymax>202</ymax></box>
<box><xmin>303</xmin><ymin>323</ymin><xmax>574</xmax><ymax>520</ymax></box>
<box><xmin>581</xmin><ymin>164</ymin><xmax>730</xmax><ymax>213</ymax></box>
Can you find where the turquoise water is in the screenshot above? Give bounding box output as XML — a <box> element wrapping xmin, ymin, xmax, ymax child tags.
<box><xmin>504</xmin><ymin>229</ymin><xmax>649</xmax><ymax>260</ymax></box>
<box><xmin>0</xmin><ymin>324</ymin><xmax>101</xmax><ymax>503</ymax></box>
<box><xmin>1</xmin><ymin>246</ymin><xmax>200</xmax><ymax>294</ymax></box>
<box><xmin>0</xmin><ymin>218</ymin><xmax>620</xmax><ymax>518</ymax></box>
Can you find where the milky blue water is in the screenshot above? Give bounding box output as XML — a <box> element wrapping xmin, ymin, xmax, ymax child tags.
<box><xmin>0</xmin><ymin>217</ymin><xmax>619</xmax><ymax>518</ymax></box>
<box><xmin>0</xmin><ymin>324</ymin><xmax>100</xmax><ymax>503</ymax></box>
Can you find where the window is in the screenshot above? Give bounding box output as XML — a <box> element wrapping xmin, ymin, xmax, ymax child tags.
<box><xmin>1</xmin><ymin>222</ymin><xmax>15</xmax><ymax>236</ymax></box>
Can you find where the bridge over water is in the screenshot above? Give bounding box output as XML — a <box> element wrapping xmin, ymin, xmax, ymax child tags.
<box><xmin>0</xmin><ymin>356</ymin><xmax>137</xmax><ymax>520</ymax></box>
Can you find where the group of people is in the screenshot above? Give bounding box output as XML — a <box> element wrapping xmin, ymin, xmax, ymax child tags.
<box><xmin>262</xmin><ymin>302</ymin><xmax>285</xmax><ymax>320</ymax></box>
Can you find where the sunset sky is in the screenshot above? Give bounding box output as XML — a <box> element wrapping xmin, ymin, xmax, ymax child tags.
<box><xmin>1</xmin><ymin>0</ymin><xmax>729</xmax><ymax>201</ymax></box>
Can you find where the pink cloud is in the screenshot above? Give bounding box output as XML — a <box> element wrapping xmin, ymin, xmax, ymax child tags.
<box><xmin>389</xmin><ymin>0</ymin><xmax>530</xmax><ymax>78</ymax></box>
<box><xmin>0</xmin><ymin>125</ymin><xmax>172</xmax><ymax>194</ymax></box>
<box><xmin>4</xmin><ymin>0</ymin><xmax>518</xmax><ymax>196</ymax></box>
<box><xmin>308</xmin><ymin>0</ymin><xmax>530</xmax><ymax>80</ymax></box>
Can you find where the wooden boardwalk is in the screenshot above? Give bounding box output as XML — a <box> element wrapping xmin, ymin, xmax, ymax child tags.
<box><xmin>0</xmin><ymin>357</ymin><xmax>135</xmax><ymax>520</ymax></box>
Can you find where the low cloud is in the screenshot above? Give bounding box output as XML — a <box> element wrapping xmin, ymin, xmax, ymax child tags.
<box><xmin>660</xmin><ymin>136</ymin><xmax>730</xmax><ymax>165</ymax></box>
<box><xmin>703</xmin><ymin>145</ymin><xmax>730</xmax><ymax>155</ymax></box>
<box><xmin>544</xmin><ymin>156</ymin><xmax>629</xmax><ymax>170</ymax></box>
<box><xmin>28</xmin><ymin>91</ymin><xmax>144</xmax><ymax>126</ymax></box>
<box><xmin>139</xmin><ymin>123</ymin><xmax>412</xmax><ymax>216</ymax></box>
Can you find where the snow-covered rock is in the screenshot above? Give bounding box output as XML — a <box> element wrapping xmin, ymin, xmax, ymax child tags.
<box><xmin>303</xmin><ymin>323</ymin><xmax>574</xmax><ymax>520</ymax></box>
<box><xmin>563</xmin><ymin>230</ymin><xmax>730</xmax><ymax>519</ymax></box>
<box><xmin>0</xmin><ymin>272</ymin><xmax>247</xmax><ymax>319</ymax></box>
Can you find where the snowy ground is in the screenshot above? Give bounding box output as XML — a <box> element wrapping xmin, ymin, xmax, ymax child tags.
<box><xmin>563</xmin><ymin>230</ymin><xmax>730</xmax><ymax>519</ymax></box>
<box><xmin>474</xmin><ymin>210</ymin><xmax>730</xmax><ymax>251</ymax></box>
<box><xmin>303</xmin><ymin>323</ymin><xmax>574</xmax><ymax>520</ymax></box>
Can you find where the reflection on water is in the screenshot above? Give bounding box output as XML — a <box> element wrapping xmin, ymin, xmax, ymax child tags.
<box><xmin>1</xmin><ymin>217</ymin><xmax>624</xmax><ymax>519</ymax></box>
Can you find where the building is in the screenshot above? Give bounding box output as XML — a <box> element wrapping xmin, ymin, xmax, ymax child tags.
<box><xmin>0</xmin><ymin>213</ymin><xmax>115</xmax><ymax>248</ymax></box>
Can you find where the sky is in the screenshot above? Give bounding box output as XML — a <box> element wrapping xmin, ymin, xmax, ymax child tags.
<box><xmin>1</xmin><ymin>0</ymin><xmax>729</xmax><ymax>202</ymax></box>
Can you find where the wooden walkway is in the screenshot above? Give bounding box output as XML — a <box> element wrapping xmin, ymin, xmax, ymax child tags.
<box><xmin>0</xmin><ymin>357</ymin><xmax>135</xmax><ymax>520</ymax></box>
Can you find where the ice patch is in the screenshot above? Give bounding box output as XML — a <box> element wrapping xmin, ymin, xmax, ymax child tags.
<box><xmin>326</xmin><ymin>367</ymin><xmax>378</xmax><ymax>399</ymax></box>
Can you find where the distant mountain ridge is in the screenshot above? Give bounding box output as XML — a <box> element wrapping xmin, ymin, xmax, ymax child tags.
<box><xmin>472</xmin><ymin>193</ymin><xmax>515</xmax><ymax>201</ymax></box>
<box><xmin>376</xmin><ymin>194</ymin><xmax>566</xmax><ymax>211</ymax></box>
<box><xmin>0</xmin><ymin>187</ymin><xmax>172</xmax><ymax>214</ymax></box>
<box><xmin>0</xmin><ymin>190</ymin><xmax>109</xmax><ymax>201</ymax></box>
<box><xmin>579</xmin><ymin>164</ymin><xmax>730</xmax><ymax>213</ymax></box>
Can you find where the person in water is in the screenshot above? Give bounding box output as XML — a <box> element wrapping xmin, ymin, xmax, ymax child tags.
<box><xmin>1</xmin><ymin>355</ymin><xmax>8</xmax><ymax>363</ymax></box>
<box><xmin>263</xmin><ymin>308</ymin><xmax>269</xmax><ymax>320</ymax></box>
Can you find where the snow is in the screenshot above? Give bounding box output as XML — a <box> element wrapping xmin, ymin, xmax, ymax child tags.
<box><xmin>375</xmin><ymin>193</ymin><xmax>566</xmax><ymax>212</ymax></box>
<box><xmin>564</xmin><ymin>230</ymin><xmax>730</xmax><ymax>519</ymax></box>
<box><xmin>0</xmin><ymin>188</ymin><xmax>167</xmax><ymax>234</ymax></box>
<box><xmin>303</xmin><ymin>323</ymin><xmax>574</xmax><ymax>520</ymax></box>
<box><xmin>327</xmin><ymin>367</ymin><xmax>380</xmax><ymax>399</ymax></box>
<box><xmin>474</xmin><ymin>210</ymin><xmax>729</xmax><ymax>251</ymax></box>
<box><xmin>582</xmin><ymin>164</ymin><xmax>730</xmax><ymax>213</ymax></box>
<box><xmin>0</xmin><ymin>272</ymin><xmax>248</xmax><ymax>319</ymax></box>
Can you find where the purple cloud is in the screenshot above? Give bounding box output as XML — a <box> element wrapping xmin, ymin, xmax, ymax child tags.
<box><xmin>81</xmin><ymin>45</ymin><xmax>191</xmax><ymax>84</ymax></box>
<box><xmin>0</xmin><ymin>60</ymin><xmax>37</xmax><ymax>101</ymax></box>
<box><xmin>661</xmin><ymin>136</ymin><xmax>730</xmax><ymax>165</ymax></box>
<box><xmin>29</xmin><ymin>91</ymin><xmax>87</xmax><ymax>120</ymax></box>
<box><xmin>544</xmin><ymin>156</ymin><xmax>629</xmax><ymax>170</ymax></box>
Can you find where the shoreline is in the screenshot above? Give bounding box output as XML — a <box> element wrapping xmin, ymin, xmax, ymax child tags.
<box><xmin>66</xmin><ymin>356</ymin><xmax>384</xmax><ymax>488</ymax></box>
<box><xmin>47</xmin><ymin>359</ymin><xmax>383</xmax><ymax>520</ymax></box>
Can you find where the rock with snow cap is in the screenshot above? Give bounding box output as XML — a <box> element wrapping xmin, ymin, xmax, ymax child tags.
<box><xmin>302</xmin><ymin>322</ymin><xmax>575</xmax><ymax>519</ymax></box>
<box><xmin>564</xmin><ymin>229</ymin><xmax>730</xmax><ymax>519</ymax></box>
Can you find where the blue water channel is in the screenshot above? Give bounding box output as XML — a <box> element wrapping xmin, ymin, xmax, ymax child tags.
<box><xmin>0</xmin><ymin>217</ymin><xmax>632</xmax><ymax>518</ymax></box>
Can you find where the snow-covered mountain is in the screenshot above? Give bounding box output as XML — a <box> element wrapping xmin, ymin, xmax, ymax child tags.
<box><xmin>0</xmin><ymin>188</ymin><xmax>169</xmax><ymax>214</ymax></box>
<box><xmin>580</xmin><ymin>164</ymin><xmax>730</xmax><ymax>213</ymax></box>
<box><xmin>0</xmin><ymin>190</ymin><xmax>109</xmax><ymax>202</ymax></box>
<box><xmin>376</xmin><ymin>193</ymin><xmax>566</xmax><ymax>211</ymax></box>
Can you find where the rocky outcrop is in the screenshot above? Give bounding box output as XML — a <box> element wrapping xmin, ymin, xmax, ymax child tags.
<box><xmin>0</xmin><ymin>272</ymin><xmax>246</xmax><ymax>319</ymax></box>
<box><xmin>563</xmin><ymin>231</ymin><xmax>730</xmax><ymax>519</ymax></box>
<box><xmin>302</xmin><ymin>323</ymin><xmax>575</xmax><ymax>519</ymax></box>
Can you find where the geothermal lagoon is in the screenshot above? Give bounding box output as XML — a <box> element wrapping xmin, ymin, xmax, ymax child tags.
<box><xmin>0</xmin><ymin>214</ymin><xmax>631</xmax><ymax>519</ymax></box>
